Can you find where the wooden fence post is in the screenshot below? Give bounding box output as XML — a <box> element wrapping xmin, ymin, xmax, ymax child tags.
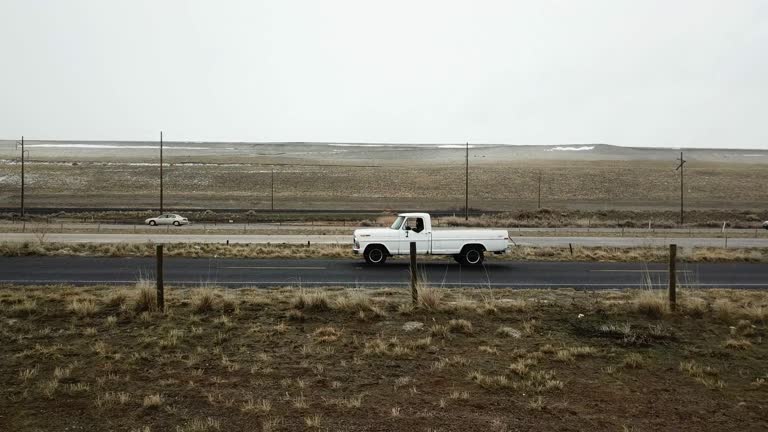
<box><xmin>668</xmin><ymin>244</ymin><xmax>677</xmax><ymax>312</ymax></box>
<box><xmin>156</xmin><ymin>244</ymin><xmax>165</xmax><ymax>312</ymax></box>
<box><xmin>410</xmin><ymin>242</ymin><xmax>418</xmax><ymax>305</ymax></box>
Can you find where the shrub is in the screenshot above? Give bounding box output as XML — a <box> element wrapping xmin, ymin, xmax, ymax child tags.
<box><xmin>291</xmin><ymin>289</ymin><xmax>330</xmax><ymax>311</ymax></box>
<box><xmin>713</xmin><ymin>299</ymin><xmax>737</xmax><ymax>323</ymax></box>
<box><xmin>191</xmin><ymin>288</ymin><xmax>217</xmax><ymax>313</ymax></box>
<box><xmin>68</xmin><ymin>298</ymin><xmax>98</xmax><ymax>317</ymax></box>
<box><xmin>447</xmin><ymin>319</ymin><xmax>473</xmax><ymax>334</ymax></box>
<box><xmin>622</xmin><ymin>353</ymin><xmax>644</xmax><ymax>369</ymax></box>
<box><xmin>134</xmin><ymin>279</ymin><xmax>159</xmax><ymax>313</ymax></box>
<box><xmin>417</xmin><ymin>287</ymin><xmax>442</xmax><ymax>311</ymax></box>
<box><xmin>634</xmin><ymin>290</ymin><xmax>668</xmax><ymax>318</ymax></box>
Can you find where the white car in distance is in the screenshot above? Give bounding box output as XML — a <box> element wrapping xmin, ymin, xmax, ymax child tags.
<box><xmin>353</xmin><ymin>212</ymin><xmax>509</xmax><ymax>266</ymax></box>
<box><xmin>145</xmin><ymin>214</ymin><xmax>189</xmax><ymax>226</ymax></box>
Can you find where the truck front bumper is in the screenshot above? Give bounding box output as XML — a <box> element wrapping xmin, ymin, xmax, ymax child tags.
<box><xmin>353</xmin><ymin>238</ymin><xmax>361</xmax><ymax>254</ymax></box>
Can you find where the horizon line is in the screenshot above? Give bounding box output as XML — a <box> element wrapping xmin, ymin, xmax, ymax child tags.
<box><xmin>1</xmin><ymin>138</ymin><xmax>766</xmax><ymax>152</ymax></box>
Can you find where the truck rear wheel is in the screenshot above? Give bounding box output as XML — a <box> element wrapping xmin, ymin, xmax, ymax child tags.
<box><xmin>460</xmin><ymin>247</ymin><xmax>484</xmax><ymax>266</ymax></box>
<box><xmin>364</xmin><ymin>245</ymin><xmax>388</xmax><ymax>264</ymax></box>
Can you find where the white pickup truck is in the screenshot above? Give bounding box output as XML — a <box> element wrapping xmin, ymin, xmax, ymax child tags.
<box><xmin>353</xmin><ymin>212</ymin><xmax>510</xmax><ymax>266</ymax></box>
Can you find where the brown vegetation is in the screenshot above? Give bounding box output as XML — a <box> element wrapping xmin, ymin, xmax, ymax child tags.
<box><xmin>0</xmin><ymin>284</ymin><xmax>766</xmax><ymax>431</ymax></box>
<box><xmin>2</xmin><ymin>157</ymin><xmax>767</xmax><ymax>213</ymax></box>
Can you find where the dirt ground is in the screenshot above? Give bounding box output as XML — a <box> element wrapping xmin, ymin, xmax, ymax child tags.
<box><xmin>1</xmin><ymin>285</ymin><xmax>766</xmax><ymax>431</ymax></box>
<box><xmin>2</xmin><ymin>159</ymin><xmax>767</xmax><ymax>212</ymax></box>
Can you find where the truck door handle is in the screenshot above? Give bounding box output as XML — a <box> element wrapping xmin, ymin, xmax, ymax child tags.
<box><xmin>405</xmin><ymin>231</ymin><xmax>409</xmax><ymax>238</ymax></box>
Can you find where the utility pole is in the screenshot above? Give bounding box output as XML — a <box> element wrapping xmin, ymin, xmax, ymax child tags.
<box><xmin>465</xmin><ymin>142</ymin><xmax>469</xmax><ymax>221</ymax></box>
<box><xmin>160</xmin><ymin>131</ymin><xmax>164</xmax><ymax>214</ymax></box>
<box><xmin>537</xmin><ymin>170</ymin><xmax>542</xmax><ymax>209</ymax></box>
<box><xmin>675</xmin><ymin>151</ymin><xmax>686</xmax><ymax>226</ymax></box>
<box><xmin>271</xmin><ymin>168</ymin><xmax>275</xmax><ymax>211</ymax></box>
<box><xmin>19</xmin><ymin>136</ymin><xmax>25</xmax><ymax>217</ymax></box>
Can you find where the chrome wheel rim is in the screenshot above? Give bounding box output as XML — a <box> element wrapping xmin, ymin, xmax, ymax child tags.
<box><xmin>369</xmin><ymin>249</ymin><xmax>383</xmax><ymax>263</ymax></box>
<box><xmin>466</xmin><ymin>250</ymin><xmax>481</xmax><ymax>264</ymax></box>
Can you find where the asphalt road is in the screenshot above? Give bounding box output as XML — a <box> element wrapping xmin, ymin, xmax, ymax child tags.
<box><xmin>2</xmin><ymin>232</ymin><xmax>767</xmax><ymax>248</ymax></box>
<box><xmin>2</xmin><ymin>256</ymin><xmax>767</xmax><ymax>289</ymax></box>
<box><xmin>4</xmin><ymin>221</ymin><xmax>767</xmax><ymax>236</ymax></box>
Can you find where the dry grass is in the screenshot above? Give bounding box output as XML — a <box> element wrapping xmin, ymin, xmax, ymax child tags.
<box><xmin>142</xmin><ymin>394</ymin><xmax>163</xmax><ymax>408</ymax></box>
<box><xmin>0</xmin><ymin>241</ymin><xmax>354</xmax><ymax>260</ymax></box>
<box><xmin>3</xmin><ymin>240</ymin><xmax>767</xmax><ymax>265</ymax></box>
<box><xmin>713</xmin><ymin>299</ymin><xmax>738</xmax><ymax>323</ymax></box>
<box><xmin>176</xmin><ymin>417</ymin><xmax>221</xmax><ymax>432</ymax></box>
<box><xmin>723</xmin><ymin>338</ymin><xmax>752</xmax><ymax>350</ymax></box>
<box><xmin>241</xmin><ymin>397</ymin><xmax>272</xmax><ymax>413</ymax></box>
<box><xmin>634</xmin><ymin>290</ymin><xmax>668</xmax><ymax>318</ymax></box>
<box><xmin>679</xmin><ymin>360</ymin><xmax>726</xmax><ymax>389</ymax></box>
<box><xmin>4</xmin><ymin>152</ymin><xmax>767</xmax><ymax>216</ymax></box>
<box><xmin>496</xmin><ymin>326</ymin><xmax>522</xmax><ymax>338</ymax></box>
<box><xmin>292</xmin><ymin>289</ymin><xmax>331</xmax><ymax>311</ymax></box>
<box><xmin>1</xmin><ymin>285</ymin><xmax>766</xmax><ymax>431</ymax></box>
<box><xmin>680</xmin><ymin>295</ymin><xmax>708</xmax><ymax>317</ymax></box>
<box><xmin>743</xmin><ymin>305</ymin><xmax>766</xmax><ymax>323</ymax></box>
<box><xmin>133</xmin><ymin>278</ymin><xmax>159</xmax><ymax>313</ymax></box>
<box><xmin>9</xmin><ymin>298</ymin><xmax>38</xmax><ymax>316</ymax></box>
<box><xmin>67</xmin><ymin>298</ymin><xmax>98</xmax><ymax>317</ymax></box>
<box><xmin>447</xmin><ymin>319</ymin><xmax>473</xmax><ymax>334</ymax></box>
<box><xmin>417</xmin><ymin>286</ymin><xmax>443</xmax><ymax>311</ymax></box>
<box><xmin>622</xmin><ymin>353</ymin><xmax>645</xmax><ymax>369</ymax></box>
<box><xmin>191</xmin><ymin>288</ymin><xmax>217</xmax><ymax>313</ymax></box>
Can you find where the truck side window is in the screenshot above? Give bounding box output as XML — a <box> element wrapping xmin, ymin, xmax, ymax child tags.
<box><xmin>404</xmin><ymin>218</ymin><xmax>424</xmax><ymax>233</ymax></box>
<box><xmin>414</xmin><ymin>218</ymin><xmax>424</xmax><ymax>233</ymax></box>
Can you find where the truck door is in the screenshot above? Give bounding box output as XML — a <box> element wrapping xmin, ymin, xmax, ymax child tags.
<box><xmin>399</xmin><ymin>217</ymin><xmax>430</xmax><ymax>254</ymax></box>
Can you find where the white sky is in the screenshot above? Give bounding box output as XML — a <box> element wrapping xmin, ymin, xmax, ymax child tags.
<box><xmin>1</xmin><ymin>1</ymin><xmax>767</xmax><ymax>148</ymax></box>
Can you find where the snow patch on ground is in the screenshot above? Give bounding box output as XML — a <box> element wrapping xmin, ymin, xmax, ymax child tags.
<box><xmin>0</xmin><ymin>174</ymin><xmax>19</xmax><ymax>184</ymax></box>
<box><xmin>548</xmin><ymin>146</ymin><xmax>595</xmax><ymax>151</ymax></box>
<box><xmin>329</xmin><ymin>144</ymin><xmax>389</xmax><ymax>147</ymax></box>
<box><xmin>25</xmin><ymin>144</ymin><xmax>213</xmax><ymax>150</ymax></box>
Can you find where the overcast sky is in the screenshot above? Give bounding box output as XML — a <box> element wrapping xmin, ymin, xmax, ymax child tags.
<box><xmin>1</xmin><ymin>1</ymin><xmax>766</xmax><ymax>148</ymax></box>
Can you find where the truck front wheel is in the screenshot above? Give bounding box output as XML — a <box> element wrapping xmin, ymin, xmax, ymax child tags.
<box><xmin>364</xmin><ymin>246</ymin><xmax>388</xmax><ymax>265</ymax></box>
<box><xmin>460</xmin><ymin>247</ymin><xmax>484</xmax><ymax>266</ymax></box>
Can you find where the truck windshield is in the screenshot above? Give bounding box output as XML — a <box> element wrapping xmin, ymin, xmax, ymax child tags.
<box><xmin>390</xmin><ymin>216</ymin><xmax>405</xmax><ymax>230</ymax></box>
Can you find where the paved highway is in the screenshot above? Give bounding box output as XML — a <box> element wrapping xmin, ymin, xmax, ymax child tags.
<box><xmin>1</xmin><ymin>257</ymin><xmax>767</xmax><ymax>289</ymax></box>
<box><xmin>3</xmin><ymin>221</ymin><xmax>767</xmax><ymax>236</ymax></box>
<box><xmin>1</xmin><ymin>232</ymin><xmax>766</xmax><ymax>248</ymax></box>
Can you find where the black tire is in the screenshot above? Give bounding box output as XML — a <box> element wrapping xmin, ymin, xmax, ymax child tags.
<box><xmin>173</xmin><ymin>221</ymin><xmax>180</xmax><ymax>226</ymax></box>
<box><xmin>364</xmin><ymin>245</ymin><xmax>388</xmax><ymax>265</ymax></box>
<box><xmin>149</xmin><ymin>220</ymin><xmax>157</xmax><ymax>226</ymax></box>
<box><xmin>460</xmin><ymin>247</ymin><xmax>484</xmax><ymax>266</ymax></box>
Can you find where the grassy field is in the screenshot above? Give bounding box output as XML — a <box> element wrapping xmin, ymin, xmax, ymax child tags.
<box><xmin>2</xmin><ymin>159</ymin><xmax>767</xmax><ymax>212</ymax></box>
<box><xmin>1</xmin><ymin>284</ymin><xmax>766</xmax><ymax>431</ymax></box>
<box><xmin>2</xmin><ymin>241</ymin><xmax>768</xmax><ymax>263</ymax></box>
